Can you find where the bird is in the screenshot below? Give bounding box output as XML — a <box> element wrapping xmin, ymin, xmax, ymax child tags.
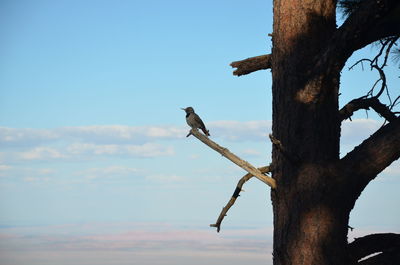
<box><xmin>181</xmin><ymin>107</ymin><xmax>210</xmax><ymax>136</ymax></box>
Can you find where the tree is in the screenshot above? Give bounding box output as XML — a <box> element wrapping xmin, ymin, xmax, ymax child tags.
<box><xmin>229</xmin><ymin>1</ymin><xmax>400</xmax><ymax>264</ymax></box>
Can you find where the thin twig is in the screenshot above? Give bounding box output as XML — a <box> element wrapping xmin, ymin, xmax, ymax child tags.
<box><xmin>371</xmin><ymin>65</ymin><xmax>387</xmax><ymax>98</ymax></box>
<box><xmin>381</xmin><ymin>37</ymin><xmax>399</xmax><ymax>68</ymax></box>
<box><xmin>371</xmin><ymin>39</ymin><xmax>390</xmax><ymax>66</ymax></box>
<box><xmin>210</xmin><ymin>166</ymin><xmax>271</xmax><ymax>232</ymax></box>
<box><xmin>391</xmin><ymin>95</ymin><xmax>400</xmax><ymax>109</ymax></box>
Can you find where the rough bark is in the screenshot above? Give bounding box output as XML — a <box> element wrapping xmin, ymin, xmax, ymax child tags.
<box><xmin>271</xmin><ymin>1</ymin><xmax>349</xmax><ymax>264</ymax></box>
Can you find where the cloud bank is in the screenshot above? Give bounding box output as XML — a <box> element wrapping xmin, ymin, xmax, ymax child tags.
<box><xmin>0</xmin><ymin>119</ymin><xmax>391</xmax><ymax>164</ymax></box>
<box><xmin>0</xmin><ymin>121</ymin><xmax>272</xmax><ymax>148</ymax></box>
<box><xmin>0</xmin><ymin>118</ymin><xmax>381</xmax><ymax>146</ymax></box>
<box><xmin>0</xmin><ymin>122</ymin><xmax>271</xmax><ymax>163</ymax></box>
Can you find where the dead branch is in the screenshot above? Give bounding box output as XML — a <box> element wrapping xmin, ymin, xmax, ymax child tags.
<box><xmin>348</xmin><ymin>233</ymin><xmax>400</xmax><ymax>262</ymax></box>
<box><xmin>230</xmin><ymin>54</ymin><xmax>272</xmax><ymax>76</ymax></box>
<box><xmin>339</xmin><ymin>97</ymin><xmax>397</xmax><ymax>122</ymax></box>
<box><xmin>210</xmin><ymin>165</ymin><xmax>270</xmax><ymax>232</ymax></box>
<box><xmin>188</xmin><ymin>129</ymin><xmax>276</xmax><ymax>188</ymax></box>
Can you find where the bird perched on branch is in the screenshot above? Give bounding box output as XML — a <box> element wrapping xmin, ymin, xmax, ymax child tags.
<box><xmin>181</xmin><ymin>107</ymin><xmax>210</xmax><ymax>136</ymax></box>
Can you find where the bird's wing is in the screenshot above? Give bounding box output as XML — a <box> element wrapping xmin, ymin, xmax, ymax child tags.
<box><xmin>194</xmin><ymin>114</ymin><xmax>207</xmax><ymax>129</ymax></box>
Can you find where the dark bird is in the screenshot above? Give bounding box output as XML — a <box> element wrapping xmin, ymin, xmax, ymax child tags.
<box><xmin>181</xmin><ymin>107</ymin><xmax>210</xmax><ymax>136</ymax></box>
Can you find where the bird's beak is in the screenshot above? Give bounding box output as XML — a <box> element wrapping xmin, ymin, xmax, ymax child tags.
<box><xmin>181</xmin><ymin>108</ymin><xmax>186</xmax><ymax>111</ymax></box>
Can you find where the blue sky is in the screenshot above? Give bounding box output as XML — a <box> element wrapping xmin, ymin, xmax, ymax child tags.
<box><xmin>0</xmin><ymin>1</ymin><xmax>399</xmax><ymax>265</ymax></box>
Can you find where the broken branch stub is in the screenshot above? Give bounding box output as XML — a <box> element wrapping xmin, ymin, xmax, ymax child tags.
<box><xmin>189</xmin><ymin>129</ymin><xmax>276</xmax><ymax>189</ymax></box>
<box><xmin>230</xmin><ymin>54</ymin><xmax>272</xmax><ymax>76</ymax></box>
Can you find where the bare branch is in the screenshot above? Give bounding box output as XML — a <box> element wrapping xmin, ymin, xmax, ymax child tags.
<box><xmin>188</xmin><ymin>129</ymin><xmax>276</xmax><ymax>188</ymax></box>
<box><xmin>210</xmin><ymin>166</ymin><xmax>270</xmax><ymax>232</ymax></box>
<box><xmin>339</xmin><ymin>97</ymin><xmax>397</xmax><ymax>122</ymax></box>
<box><xmin>348</xmin><ymin>233</ymin><xmax>400</xmax><ymax>262</ymax></box>
<box><xmin>230</xmin><ymin>54</ymin><xmax>272</xmax><ymax>76</ymax></box>
<box><xmin>340</xmin><ymin>117</ymin><xmax>400</xmax><ymax>189</ymax></box>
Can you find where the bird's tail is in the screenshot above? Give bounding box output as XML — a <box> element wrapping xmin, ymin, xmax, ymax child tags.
<box><xmin>201</xmin><ymin>127</ymin><xmax>210</xmax><ymax>136</ymax></box>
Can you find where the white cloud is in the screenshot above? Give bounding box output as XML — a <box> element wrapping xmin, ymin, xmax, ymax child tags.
<box><xmin>0</xmin><ymin>125</ymin><xmax>187</xmax><ymax>148</ymax></box>
<box><xmin>19</xmin><ymin>147</ymin><xmax>66</xmax><ymax>160</ymax></box>
<box><xmin>67</xmin><ymin>143</ymin><xmax>175</xmax><ymax>158</ymax></box>
<box><xmin>125</xmin><ymin>143</ymin><xmax>175</xmax><ymax>157</ymax></box>
<box><xmin>0</xmin><ymin>164</ymin><xmax>12</xmax><ymax>177</ymax></box>
<box><xmin>61</xmin><ymin>125</ymin><xmax>187</xmax><ymax>144</ymax></box>
<box><xmin>0</xmin><ymin>119</ymin><xmax>387</xmax><ymax>149</ymax></box>
<box><xmin>23</xmin><ymin>176</ymin><xmax>51</xmax><ymax>182</ymax></box>
<box><xmin>67</xmin><ymin>143</ymin><xmax>118</xmax><ymax>155</ymax></box>
<box><xmin>145</xmin><ymin>174</ymin><xmax>186</xmax><ymax>183</ymax></box>
<box><xmin>0</xmin><ymin>167</ymin><xmax>56</xmax><ymax>182</ymax></box>
<box><xmin>0</xmin><ymin>127</ymin><xmax>60</xmax><ymax>147</ymax></box>
<box><xmin>0</xmin><ymin>119</ymin><xmax>391</xmax><ymax>163</ymax></box>
<box><xmin>37</xmin><ymin>168</ymin><xmax>55</xmax><ymax>175</ymax></box>
<box><xmin>189</xmin><ymin>154</ymin><xmax>200</xmax><ymax>160</ymax></box>
<box><xmin>1</xmin><ymin>143</ymin><xmax>175</xmax><ymax>162</ymax></box>
<box><xmin>241</xmin><ymin>148</ymin><xmax>262</xmax><ymax>157</ymax></box>
<box><xmin>0</xmin><ymin>164</ymin><xmax>12</xmax><ymax>171</ymax></box>
<box><xmin>209</xmin><ymin>120</ymin><xmax>271</xmax><ymax>142</ymax></box>
<box><xmin>0</xmin><ymin>122</ymin><xmax>273</xmax><ymax>149</ymax></box>
<box><xmin>78</xmin><ymin>166</ymin><xmax>141</xmax><ymax>180</ymax></box>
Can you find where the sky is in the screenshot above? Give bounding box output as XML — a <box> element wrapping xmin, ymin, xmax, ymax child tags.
<box><xmin>0</xmin><ymin>1</ymin><xmax>399</xmax><ymax>265</ymax></box>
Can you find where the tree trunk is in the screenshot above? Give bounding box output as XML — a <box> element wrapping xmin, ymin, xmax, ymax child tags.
<box><xmin>271</xmin><ymin>1</ymin><xmax>353</xmax><ymax>264</ymax></box>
